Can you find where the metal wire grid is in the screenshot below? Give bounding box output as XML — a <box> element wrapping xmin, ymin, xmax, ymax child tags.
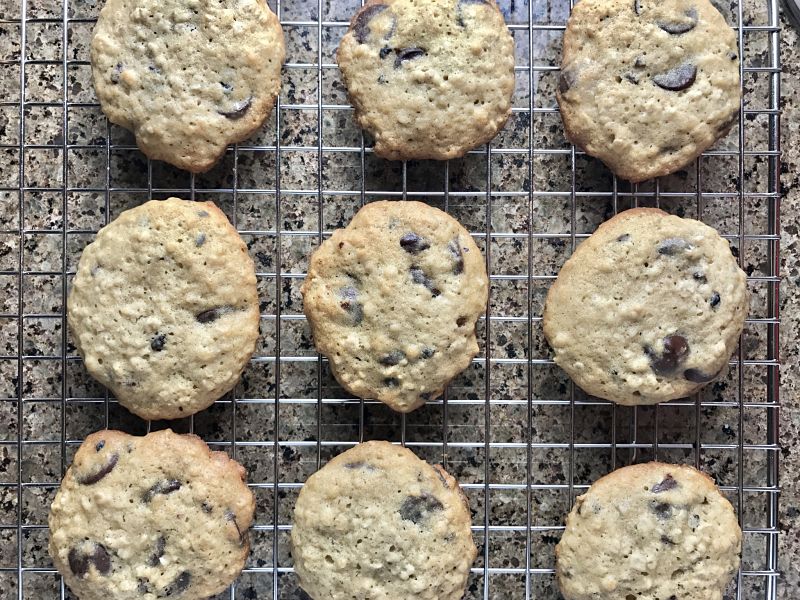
<box><xmin>0</xmin><ymin>0</ymin><xmax>781</xmax><ymax>597</ymax></box>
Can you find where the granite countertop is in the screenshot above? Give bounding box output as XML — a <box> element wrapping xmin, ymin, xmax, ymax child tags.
<box><xmin>0</xmin><ymin>0</ymin><xmax>797</xmax><ymax>598</ymax></box>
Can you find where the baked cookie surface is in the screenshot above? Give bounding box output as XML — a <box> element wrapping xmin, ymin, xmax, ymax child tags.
<box><xmin>556</xmin><ymin>462</ymin><xmax>741</xmax><ymax>600</ymax></box>
<box><xmin>91</xmin><ymin>0</ymin><xmax>285</xmax><ymax>172</ymax></box>
<box><xmin>48</xmin><ymin>429</ymin><xmax>255</xmax><ymax>600</ymax></box>
<box><xmin>301</xmin><ymin>201</ymin><xmax>488</xmax><ymax>413</ymax></box>
<box><xmin>337</xmin><ymin>0</ymin><xmax>515</xmax><ymax>160</ymax></box>
<box><xmin>557</xmin><ymin>0</ymin><xmax>740</xmax><ymax>182</ymax></box>
<box><xmin>291</xmin><ymin>441</ymin><xmax>476</xmax><ymax>600</ymax></box>
<box><xmin>68</xmin><ymin>198</ymin><xmax>259</xmax><ymax>420</ymax></box>
<box><xmin>543</xmin><ymin>208</ymin><xmax>748</xmax><ymax>405</ymax></box>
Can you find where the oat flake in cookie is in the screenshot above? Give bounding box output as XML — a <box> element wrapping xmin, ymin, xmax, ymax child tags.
<box><xmin>557</xmin><ymin>0</ymin><xmax>740</xmax><ymax>182</ymax></box>
<box><xmin>556</xmin><ymin>462</ymin><xmax>741</xmax><ymax>600</ymax></box>
<box><xmin>543</xmin><ymin>208</ymin><xmax>748</xmax><ymax>405</ymax></box>
<box><xmin>91</xmin><ymin>0</ymin><xmax>284</xmax><ymax>172</ymax></box>
<box><xmin>336</xmin><ymin>0</ymin><xmax>515</xmax><ymax>161</ymax></box>
<box><xmin>291</xmin><ymin>441</ymin><xmax>476</xmax><ymax>600</ymax></box>
<box><xmin>68</xmin><ymin>198</ymin><xmax>259</xmax><ymax>420</ymax></box>
<box><xmin>301</xmin><ymin>201</ymin><xmax>488</xmax><ymax>413</ymax></box>
<box><xmin>48</xmin><ymin>429</ymin><xmax>255</xmax><ymax>600</ymax></box>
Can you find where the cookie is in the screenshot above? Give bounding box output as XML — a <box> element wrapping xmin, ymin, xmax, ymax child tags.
<box><xmin>301</xmin><ymin>201</ymin><xmax>488</xmax><ymax>413</ymax></box>
<box><xmin>91</xmin><ymin>0</ymin><xmax>285</xmax><ymax>172</ymax></box>
<box><xmin>48</xmin><ymin>429</ymin><xmax>255</xmax><ymax>600</ymax></box>
<box><xmin>543</xmin><ymin>208</ymin><xmax>748</xmax><ymax>405</ymax></box>
<box><xmin>556</xmin><ymin>462</ymin><xmax>741</xmax><ymax>600</ymax></box>
<box><xmin>557</xmin><ymin>0</ymin><xmax>740</xmax><ymax>182</ymax></box>
<box><xmin>291</xmin><ymin>441</ymin><xmax>476</xmax><ymax>600</ymax></box>
<box><xmin>336</xmin><ymin>0</ymin><xmax>515</xmax><ymax>161</ymax></box>
<box><xmin>68</xmin><ymin>198</ymin><xmax>259</xmax><ymax>420</ymax></box>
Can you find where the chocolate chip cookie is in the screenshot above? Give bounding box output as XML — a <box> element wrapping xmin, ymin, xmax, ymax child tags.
<box><xmin>543</xmin><ymin>208</ymin><xmax>748</xmax><ymax>405</ymax></box>
<box><xmin>557</xmin><ymin>0</ymin><xmax>740</xmax><ymax>182</ymax></box>
<box><xmin>556</xmin><ymin>462</ymin><xmax>741</xmax><ymax>600</ymax></box>
<box><xmin>301</xmin><ymin>201</ymin><xmax>488</xmax><ymax>413</ymax></box>
<box><xmin>291</xmin><ymin>441</ymin><xmax>476</xmax><ymax>600</ymax></box>
<box><xmin>49</xmin><ymin>429</ymin><xmax>255</xmax><ymax>600</ymax></box>
<box><xmin>91</xmin><ymin>0</ymin><xmax>285</xmax><ymax>172</ymax></box>
<box><xmin>337</xmin><ymin>0</ymin><xmax>515</xmax><ymax>161</ymax></box>
<box><xmin>68</xmin><ymin>198</ymin><xmax>259</xmax><ymax>420</ymax></box>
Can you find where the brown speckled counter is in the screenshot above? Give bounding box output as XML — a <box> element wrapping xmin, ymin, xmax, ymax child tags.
<box><xmin>0</xmin><ymin>0</ymin><xmax>794</xmax><ymax>598</ymax></box>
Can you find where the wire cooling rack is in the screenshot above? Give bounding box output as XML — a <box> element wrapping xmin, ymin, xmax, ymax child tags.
<box><xmin>0</xmin><ymin>0</ymin><xmax>781</xmax><ymax>598</ymax></box>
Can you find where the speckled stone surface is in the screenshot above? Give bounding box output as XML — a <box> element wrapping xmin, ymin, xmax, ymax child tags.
<box><xmin>0</xmin><ymin>0</ymin><xmax>793</xmax><ymax>598</ymax></box>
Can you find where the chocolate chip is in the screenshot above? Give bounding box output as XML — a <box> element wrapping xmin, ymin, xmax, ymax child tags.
<box><xmin>684</xmin><ymin>368</ymin><xmax>718</xmax><ymax>383</ymax></box>
<box><xmin>150</xmin><ymin>333</ymin><xmax>166</xmax><ymax>352</ymax></box>
<box><xmin>410</xmin><ymin>268</ymin><xmax>440</xmax><ymax>297</ymax></box>
<box><xmin>148</xmin><ymin>64</ymin><xmax>161</xmax><ymax>74</ymax></box>
<box><xmin>693</xmin><ymin>271</ymin><xmax>707</xmax><ymax>283</ymax></box>
<box><xmin>162</xmin><ymin>571</ymin><xmax>191</xmax><ymax>596</ymax></box>
<box><xmin>657</xmin><ymin>8</ymin><xmax>698</xmax><ymax>34</ymax></box>
<box><xmin>218</xmin><ymin>96</ymin><xmax>252</xmax><ymax>119</ymax></box>
<box><xmin>148</xmin><ymin>536</ymin><xmax>166</xmax><ymax>567</ymax></box>
<box><xmin>421</xmin><ymin>347</ymin><xmax>436</xmax><ymax>359</ymax></box>
<box><xmin>710</xmin><ymin>292</ymin><xmax>721</xmax><ymax>308</ymax></box>
<box><xmin>559</xmin><ymin>68</ymin><xmax>578</xmax><ymax>94</ymax></box>
<box><xmin>220</xmin><ymin>81</ymin><xmax>233</xmax><ymax>93</ymax></box>
<box><xmin>657</xmin><ymin>237</ymin><xmax>692</xmax><ymax>255</ymax></box>
<box><xmin>380</xmin><ymin>351</ymin><xmax>405</xmax><ymax>366</ymax></box>
<box><xmin>196</xmin><ymin>306</ymin><xmax>232</xmax><ymax>323</ymax></box>
<box><xmin>616</xmin><ymin>233</ymin><xmax>631</xmax><ymax>242</ymax></box>
<box><xmin>384</xmin><ymin>377</ymin><xmax>400</xmax><ymax>387</ymax></box>
<box><xmin>379</xmin><ymin>46</ymin><xmax>392</xmax><ymax>59</ymax></box>
<box><xmin>339</xmin><ymin>286</ymin><xmax>364</xmax><ymax>325</ymax></box>
<box><xmin>634</xmin><ymin>0</ymin><xmax>641</xmax><ymax>14</ymax></box>
<box><xmin>653</xmin><ymin>63</ymin><xmax>697</xmax><ymax>91</ymax></box>
<box><xmin>353</xmin><ymin>4</ymin><xmax>389</xmax><ymax>44</ymax></box>
<box><xmin>142</xmin><ymin>479</ymin><xmax>181</xmax><ymax>503</ymax></box>
<box><xmin>95</xmin><ymin>440</ymin><xmax>105</xmax><ymax>452</ymax></box>
<box><xmin>646</xmin><ymin>334</ymin><xmax>690</xmax><ymax>375</ymax></box>
<box><xmin>399</xmin><ymin>493</ymin><xmax>443</xmax><ymax>524</ymax></box>
<box><xmin>634</xmin><ymin>55</ymin><xmax>647</xmax><ymax>68</ymax></box>
<box><xmin>394</xmin><ymin>47</ymin><xmax>425</xmax><ymax>68</ymax></box>
<box><xmin>110</xmin><ymin>62</ymin><xmax>123</xmax><ymax>84</ymax></box>
<box><xmin>400</xmin><ymin>232</ymin><xmax>430</xmax><ymax>254</ymax></box>
<box><xmin>77</xmin><ymin>453</ymin><xmax>119</xmax><ymax>485</ymax></box>
<box><xmin>68</xmin><ymin>544</ymin><xmax>111</xmax><ymax>578</ymax></box>
<box><xmin>448</xmin><ymin>238</ymin><xmax>465</xmax><ymax>274</ymax></box>
<box><xmin>652</xmin><ymin>474</ymin><xmax>678</xmax><ymax>493</ymax></box>
<box><xmin>195</xmin><ymin>233</ymin><xmax>206</xmax><ymax>247</ymax></box>
<box><xmin>652</xmin><ymin>501</ymin><xmax>672</xmax><ymax>519</ymax></box>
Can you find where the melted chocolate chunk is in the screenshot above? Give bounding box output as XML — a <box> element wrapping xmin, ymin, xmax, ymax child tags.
<box><xmin>149</xmin><ymin>536</ymin><xmax>166</xmax><ymax>567</ymax></box>
<box><xmin>559</xmin><ymin>68</ymin><xmax>578</xmax><ymax>94</ymax></box>
<box><xmin>353</xmin><ymin>4</ymin><xmax>390</xmax><ymax>44</ymax></box>
<box><xmin>77</xmin><ymin>453</ymin><xmax>119</xmax><ymax>485</ymax></box>
<box><xmin>448</xmin><ymin>238</ymin><xmax>465</xmax><ymax>274</ymax></box>
<box><xmin>380</xmin><ymin>351</ymin><xmax>405</xmax><ymax>366</ymax></box>
<box><xmin>379</xmin><ymin>46</ymin><xmax>392</xmax><ymax>59</ymax></box>
<box><xmin>143</xmin><ymin>479</ymin><xmax>181</xmax><ymax>503</ymax></box>
<box><xmin>421</xmin><ymin>347</ymin><xmax>436</xmax><ymax>359</ymax></box>
<box><xmin>162</xmin><ymin>571</ymin><xmax>191</xmax><ymax>596</ymax></box>
<box><xmin>394</xmin><ymin>47</ymin><xmax>425</xmax><ymax>68</ymax></box>
<box><xmin>683</xmin><ymin>367</ymin><xmax>718</xmax><ymax>383</ymax></box>
<box><xmin>410</xmin><ymin>268</ymin><xmax>440</xmax><ymax>297</ymax></box>
<box><xmin>69</xmin><ymin>544</ymin><xmax>111</xmax><ymax>577</ymax></box>
<box><xmin>400</xmin><ymin>232</ymin><xmax>430</xmax><ymax>254</ymax></box>
<box><xmin>218</xmin><ymin>97</ymin><xmax>252</xmax><ymax>120</ymax></box>
<box><xmin>196</xmin><ymin>306</ymin><xmax>232</xmax><ymax>323</ymax></box>
<box><xmin>657</xmin><ymin>237</ymin><xmax>692</xmax><ymax>255</ymax></box>
<box><xmin>652</xmin><ymin>474</ymin><xmax>678</xmax><ymax>493</ymax></box>
<box><xmin>710</xmin><ymin>291</ymin><xmax>721</xmax><ymax>307</ymax></box>
<box><xmin>646</xmin><ymin>335</ymin><xmax>690</xmax><ymax>375</ymax></box>
<box><xmin>652</xmin><ymin>501</ymin><xmax>672</xmax><ymax>519</ymax></box>
<box><xmin>399</xmin><ymin>493</ymin><xmax>444</xmax><ymax>524</ymax></box>
<box><xmin>150</xmin><ymin>333</ymin><xmax>166</xmax><ymax>352</ymax></box>
<box><xmin>339</xmin><ymin>286</ymin><xmax>364</xmax><ymax>325</ymax></box>
<box><xmin>195</xmin><ymin>232</ymin><xmax>206</xmax><ymax>247</ymax></box>
<box><xmin>653</xmin><ymin>63</ymin><xmax>697</xmax><ymax>91</ymax></box>
<box><xmin>95</xmin><ymin>440</ymin><xmax>105</xmax><ymax>452</ymax></box>
<box><xmin>657</xmin><ymin>8</ymin><xmax>698</xmax><ymax>34</ymax></box>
